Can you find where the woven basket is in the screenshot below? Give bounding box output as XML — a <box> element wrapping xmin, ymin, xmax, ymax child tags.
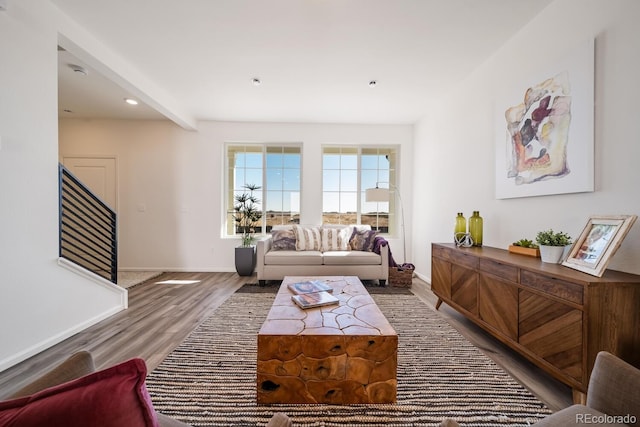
<box><xmin>389</xmin><ymin>266</ymin><xmax>414</xmax><ymax>288</ymax></box>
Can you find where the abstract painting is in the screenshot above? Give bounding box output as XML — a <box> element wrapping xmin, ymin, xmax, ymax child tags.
<box><xmin>495</xmin><ymin>39</ymin><xmax>594</xmax><ymax>199</ymax></box>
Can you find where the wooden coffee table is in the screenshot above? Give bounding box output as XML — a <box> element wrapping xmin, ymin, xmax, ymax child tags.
<box><xmin>257</xmin><ymin>276</ymin><xmax>397</xmax><ymax>404</ymax></box>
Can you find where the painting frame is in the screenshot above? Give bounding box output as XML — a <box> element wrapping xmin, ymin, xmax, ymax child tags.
<box><xmin>562</xmin><ymin>215</ymin><xmax>637</xmax><ymax>277</ymax></box>
<box><xmin>495</xmin><ymin>39</ymin><xmax>595</xmax><ymax>199</ymax></box>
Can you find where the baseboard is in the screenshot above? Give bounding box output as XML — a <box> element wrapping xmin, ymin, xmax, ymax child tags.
<box><xmin>57</xmin><ymin>257</ymin><xmax>128</xmax><ymax>306</ymax></box>
<box><xmin>117</xmin><ymin>267</ymin><xmax>237</xmax><ymax>273</ymax></box>
<box><xmin>0</xmin><ymin>304</ymin><xmax>124</xmax><ymax>373</ymax></box>
<box><xmin>414</xmin><ymin>270</ymin><xmax>431</xmax><ymax>284</ymax></box>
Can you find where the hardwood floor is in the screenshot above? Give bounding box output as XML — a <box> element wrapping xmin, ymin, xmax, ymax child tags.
<box><xmin>0</xmin><ymin>272</ymin><xmax>245</xmax><ymax>399</ymax></box>
<box><xmin>0</xmin><ymin>272</ymin><xmax>572</xmax><ymax>411</ymax></box>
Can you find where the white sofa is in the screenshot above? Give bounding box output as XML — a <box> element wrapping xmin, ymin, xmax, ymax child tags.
<box><xmin>256</xmin><ymin>224</ymin><xmax>389</xmax><ymax>285</ymax></box>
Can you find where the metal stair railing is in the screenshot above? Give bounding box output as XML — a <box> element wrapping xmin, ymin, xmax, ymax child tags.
<box><xmin>58</xmin><ymin>163</ymin><xmax>117</xmax><ymax>283</ymax></box>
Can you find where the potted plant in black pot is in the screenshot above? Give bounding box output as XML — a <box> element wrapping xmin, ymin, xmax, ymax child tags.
<box><xmin>233</xmin><ymin>184</ymin><xmax>262</xmax><ymax>276</ymax></box>
<box><xmin>535</xmin><ymin>229</ymin><xmax>572</xmax><ymax>264</ymax></box>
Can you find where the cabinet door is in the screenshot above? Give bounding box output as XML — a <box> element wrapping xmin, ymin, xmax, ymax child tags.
<box><xmin>452</xmin><ymin>265</ymin><xmax>477</xmax><ymax>315</ymax></box>
<box><xmin>478</xmin><ymin>273</ymin><xmax>518</xmax><ymax>340</ymax></box>
<box><xmin>518</xmin><ymin>290</ymin><xmax>583</xmax><ymax>383</ymax></box>
<box><xmin>431</xmin><ymin>257</ymin><xmax>451</xmax><ymax>300</ymax></box>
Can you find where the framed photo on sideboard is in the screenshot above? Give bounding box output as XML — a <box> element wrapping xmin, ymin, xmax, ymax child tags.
<box><xmin>563</xmin><ymin>215</ymin><xmax>637</xmax><ymax>277</ymax></box>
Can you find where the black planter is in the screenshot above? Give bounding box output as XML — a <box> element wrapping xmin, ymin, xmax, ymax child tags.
<box><xmin>235</xmin><ymin>246</ymin><xmax>256</xmax><ymax>276</ymax></box>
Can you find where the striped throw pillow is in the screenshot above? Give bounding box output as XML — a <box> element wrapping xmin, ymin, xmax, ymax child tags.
<box><xmin>320</xmin><ymin>227</ymin><xmax>350</xmax><ymax>251</ymax></box>
<box><xmin>293</xmin><ymin>225</ymin><xmax>322</xmax><ymax>251</ymax></box>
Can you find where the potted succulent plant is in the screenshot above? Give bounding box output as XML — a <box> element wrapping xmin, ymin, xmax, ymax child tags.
<box><xmin>233</xmin><ymin>184</ymin><xmax>262</xmax><ymax>276</ymax></box>
<box><xmin>508</xmin><ymin>238</ymin><xmax>540</xmax><ymax>257</ymax></box>
<box><xmin>535</xmin><ymin>229</ymin><xmax>572</xmax><ymax>264</ymax></box>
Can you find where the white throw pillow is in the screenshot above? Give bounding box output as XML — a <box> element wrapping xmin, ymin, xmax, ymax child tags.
<box><xmin>320</xmin><ymin>227</ymin><xmax>351</xmax><ymax>252</ymax></box>
<box><xmin>293</xmin><ymin>225</ymin><xmax>322</xmax><ymax>251</ymax></box>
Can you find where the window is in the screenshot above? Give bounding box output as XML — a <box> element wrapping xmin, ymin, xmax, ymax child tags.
<box><xmin>226</xmin><ymin>144</ymin><xmax>301</xmax><ymax>236</ymax></box>
<box><xmin>322</xmin><ymin>146</ymin><xmax>398</xmax><ymax>234</ymax></box>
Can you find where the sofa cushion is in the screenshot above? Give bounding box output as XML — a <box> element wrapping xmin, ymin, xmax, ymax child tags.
<box><xmin>271</xmin><ymin>229</ymin><xmax>296</xmax><ymax>251</ymax></box>
<box><xmin>322</xmin><ymin>250</ymin><xmax>382</xmax><ymax>265</ymax></box>
<box><xmin>320</xmin><ymin>227</ymin><xmax>351</xmax><ymax>251</ymax></box>
<box><xmin>265</xmin><ymin>250</ymin><xmax>323</xmax><ymax>265</ymax></box>
<box><xmin>0</xmin><ymin>358</ymin><xmax>158</xmax><ymax>427</ymax></box>
<box><xmin>293</xmin><ymin>225</ymin><xmax>322</xmax><ymax>251</ymax></box>
<box><xmin>349</xmin><ymin>228</ymin><xmax>379</xmax><ymax>251</ymax></box>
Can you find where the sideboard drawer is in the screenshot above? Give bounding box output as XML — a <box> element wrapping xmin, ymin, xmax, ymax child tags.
<box><xmin>521</xmin><ymin>270</ymin><xmax>583</xmax><ymax>305</ymax></box>
<box><xmin>450</xmin><ymin>250</ymin><xmax>479</xmax><ymax>270</ymax></box>
<box><xmin>480</xmin><ymin>258</ymin><xmax>518</xmax><ymax>282</ymax></box>
<box><xmin>432</xmin><ymin>244</ymin><xmax>452</xmax><ymax>261</ymax></box>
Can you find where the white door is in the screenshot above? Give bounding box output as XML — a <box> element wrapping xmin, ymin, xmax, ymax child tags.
<box><xmin>63</xmin><ymin>157</ymin><xmax>117</xmax><ymax>211</ymax></box>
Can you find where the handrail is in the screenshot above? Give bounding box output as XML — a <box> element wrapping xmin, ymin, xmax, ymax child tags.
<box><xmin>58</xmin><ymin>164</ymin><xmax>117</xmax><ymax>283</ymax></box>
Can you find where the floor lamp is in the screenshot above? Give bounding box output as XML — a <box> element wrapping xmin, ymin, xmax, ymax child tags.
<box><xmin>365</xmin><ymin>183</ymin><xmax>406</xmax><ymax>265</ymax></box>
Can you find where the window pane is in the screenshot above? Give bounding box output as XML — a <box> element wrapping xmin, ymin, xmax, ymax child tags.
<box><xmin>265</xmin><ymin>190</ymin><xmax>282</xmax><ymax>211</ymax></box>
<box><xmin>283</xmin><ymin>151</ymin><xmax>300</xmax><ymax>168</ymax></box>
<box><xmin>323</xmin><ymin>154</ymin><xmax>340</xmax><ymax>169</ymax></box>
<box><xmin>361</xmin><ymin>170</ymin><xmax>378</xmax><ymax>191</ymax></box>
<box><xmin>341</xmin><ymin>170</ymin><xmax>358</xmax><ymax>191</ymax></box>
<box><xmin>323</xmin><ymin>170</ymin><xmax>340</xmax><ymax>191</ymax></box>
<box><xmin>245</xmin><ymin>152</ymin><xmax>262</xmax><ymax>168</ymax></box>
<box><xmin>288</xmin><ymin>191</ymin><xmax>300</xmax><ymax>213</ymax></box>
<box><xmin>266</xmin><ymin>169</ymin><xmax>283</xmax><ymax>191</ymax></box>
<box><xmin>234</xmin><ymin>152</ymin><xmax>246</xmax><ymax>168</ymax></box>
<box><xmin>341</xmin><ymin>154</ymin><xmax>357</xmax><ymax>169</ymax></box>
<box><xmin>266</xmin><ymin>152</ymin><xmax>283</xmax><ymax>168</ymax></box>
<box><xmin>283</xmin><ymin>169</ymin><xmax>300</xmax><ymax>191</ymax></box>
<box><xmin>323</xmin><ymin>192</ymin><xmax>339</xmax><ymax>214</ymax></box>
<box><xmin>233</xmin><ymin>170</ymin><xmax>246</xmax><ymax>190</ymax></box>
<box><xmin>340</xmin><ymin>192</ymin><xmax>357</xmax><ymax>213</ymax></box>
<box><xmin>244</xmin><ymin>169</ymin><xmax>262</xmax><ymax>188</ymax></box>
<box><xmin>362</xmin><ymin>199</ymin><xmax>388</xmax><ymax>215</ymax></box>
<box><xmin>361</xmin><ymin>154</ymin><xmax>379</xmax><ymax>169</ymax></box>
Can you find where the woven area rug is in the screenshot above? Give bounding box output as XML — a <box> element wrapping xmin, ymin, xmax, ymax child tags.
<box><xmin>145</xmin><ymin>293</ymin><xmax>551</xmax><ymax>426</ymax></box>
<box><xmin>237</xmin><ymin>282</ymin><xmax>413</xmax><ymax>295</ymax></box>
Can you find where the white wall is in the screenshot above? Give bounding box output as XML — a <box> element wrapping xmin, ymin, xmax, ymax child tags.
<box><xmin>0</xmin><ymin>1</ymin><xmax>126</xmax><ymax>371</ymax></box>
<box><xmin>59</xmin><ymin>120</ymin><xmax>414</xmax><ymax>271</ymax></box>
<box><xmin>413</xmin><ymin>0</ymin><xmax>640</xmax><ymax>279</ymax></box>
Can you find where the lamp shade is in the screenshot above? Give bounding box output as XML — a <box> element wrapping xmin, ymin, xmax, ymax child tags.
<box><xmin>365</xmin><ymin>187</ymin><xmax>390</xmax><ymax>202</ymax></box>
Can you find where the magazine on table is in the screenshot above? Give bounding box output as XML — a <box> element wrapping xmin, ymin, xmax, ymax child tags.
<box><xmin>291</xmin><ymin>291</ymin><xmax>339</xmax><ymax>309</ymax></box>
<box><xmin>287</xmin><ymin>279</ymin><xmax>333</xmax><ymax>295</ymax></box>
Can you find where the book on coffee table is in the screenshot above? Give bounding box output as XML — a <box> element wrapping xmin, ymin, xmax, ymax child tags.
<box><xmin>287</xmin><ymin>280</ymin><xmax>333</xmax><ymax>295</ymax></box>
<box><xmin>291</xmin><ymin>291</ymin><xmax>339</xmax><ymax>309</ymax></box>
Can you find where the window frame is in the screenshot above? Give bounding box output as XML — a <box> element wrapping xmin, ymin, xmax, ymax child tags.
<box><xmin>224</xmin><ymin>143</ymin><xmax>302</xmax><ymax>238</ymax></box>
<box><xmin>321</xmin><ymin>145</ymin><xmax>399</xmax><ymax>236</ymax></box>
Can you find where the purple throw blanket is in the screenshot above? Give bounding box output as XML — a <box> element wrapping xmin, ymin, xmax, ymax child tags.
<box><xmin>373</xmin><ymin>236</ymin><xmax>414</xmax><ymax>270</ymax></box>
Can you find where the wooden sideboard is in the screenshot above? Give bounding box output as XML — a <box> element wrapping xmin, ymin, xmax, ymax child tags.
<box><xmin>431</xmin><ymin>243</ymin><xmax>640</xmax><ymax>401</ymax></box>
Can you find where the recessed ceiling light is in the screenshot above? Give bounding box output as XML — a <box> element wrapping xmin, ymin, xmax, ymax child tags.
<box><xmin>252</xmin><ymin>77</ymin><xmax>261</xmax><ymax>86</ymax></box>
<box><xmin>124</xmin><ymin>98</ymin><xmax>138</xmax><ymax>105</ymax></box>
<box><xmin>369</xmin><ymin>80</ymin><xmax>378</xmax><ymax>88</ymax></box>
<box><xmin>68</xmin><ymin>64</ymin><xmax>88</xmax><ymax>76</ymax></box>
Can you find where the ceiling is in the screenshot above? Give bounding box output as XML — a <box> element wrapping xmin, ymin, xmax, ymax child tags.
<box><xmin>54</xmin><ymin>0</ymin><xmax>553</xmax><ymax>126</ymax></box>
